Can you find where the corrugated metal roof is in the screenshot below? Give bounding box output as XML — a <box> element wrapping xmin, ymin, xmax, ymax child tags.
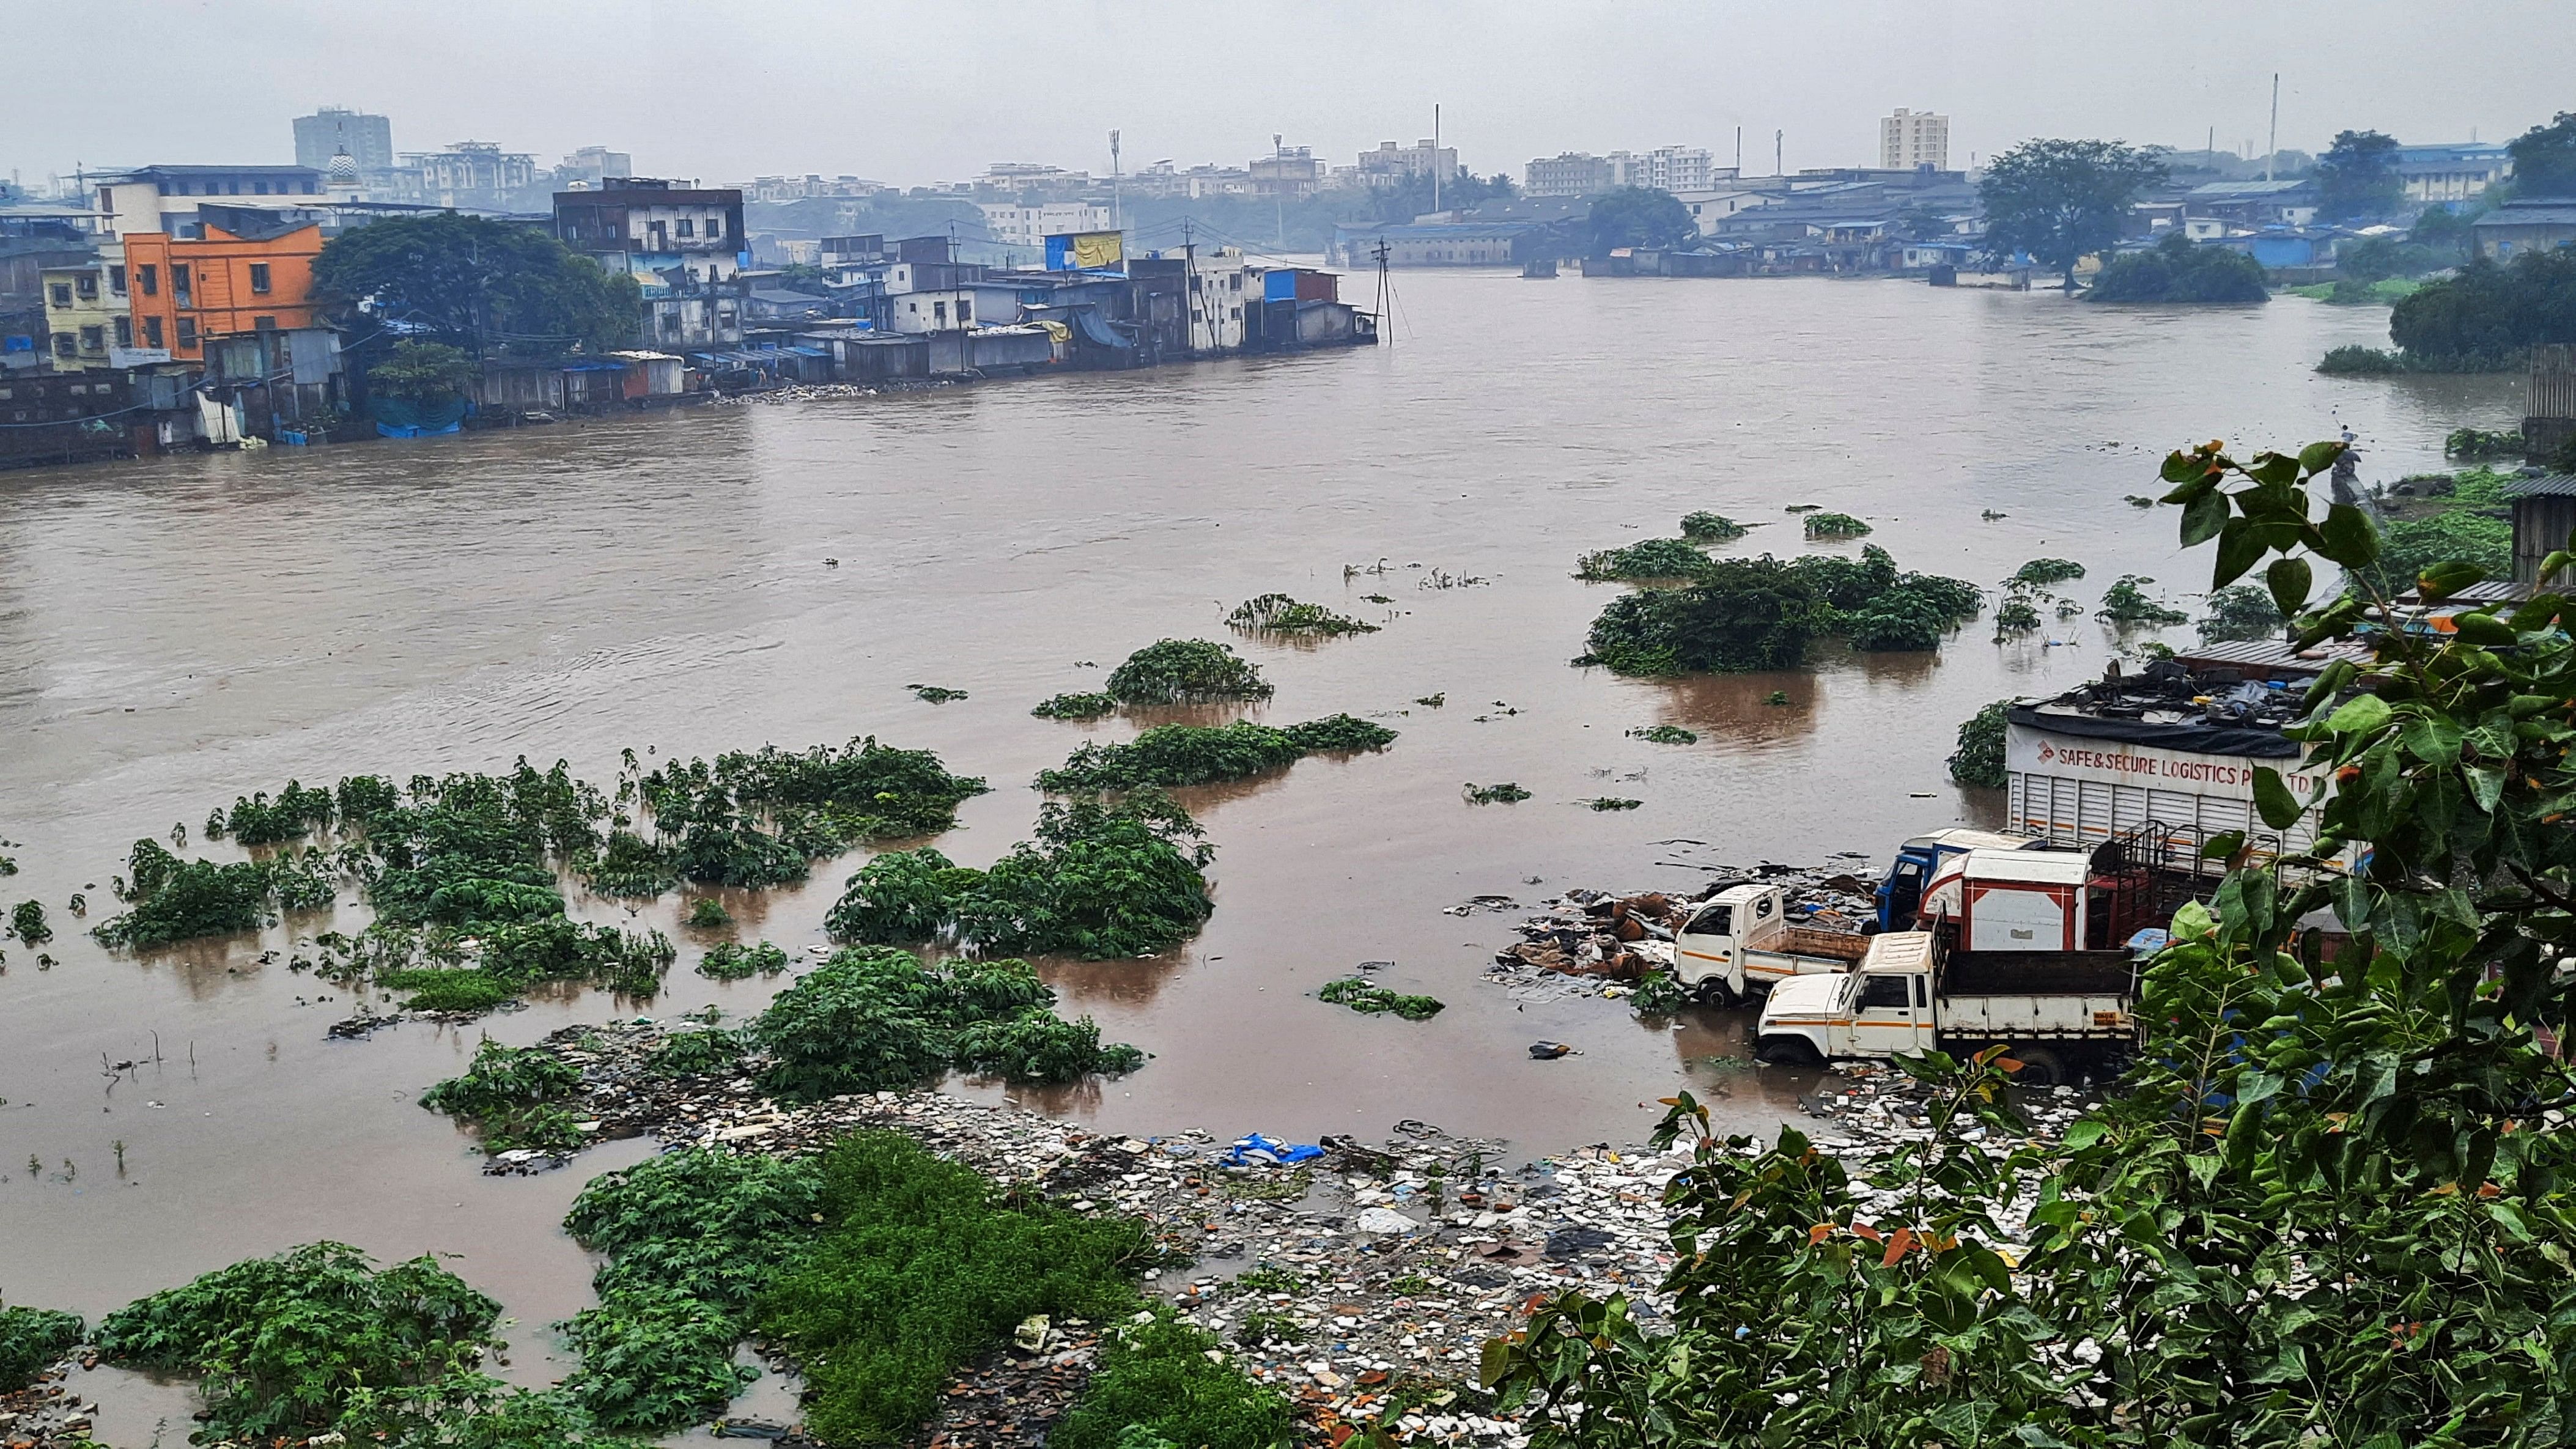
<box><xmin>2501</xmin><ymin>472</ymin><xmax>2576</xmax><ymax>497</ymax></box>
<box><xmin>2478</xmin><ymin>205</ymin><xmax>2576</xmax><ymax>227</ymax></box>
<box><xmin>2176</xmin><ymin>637</ymin><xmax>2374</xmax><ymax>676</ymax></box>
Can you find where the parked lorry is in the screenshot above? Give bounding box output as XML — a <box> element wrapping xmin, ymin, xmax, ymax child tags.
<box><xmin>1917</xmin><ymin>846</ymin><xmax>2158</xmax><ymax>953</ymax></box>
<box><xmin>1753</xmin><ymin>929</ymin><xmax>2138</xmax><ymax>1085</ymax></box>
<box><xmin>1875</xmin><ymin>828</ymin><xmax>2053</xmax><ymax>931</ymax></box>
<box><xmin>1670</xmin><ymin>882</ymin><xmax>1869</xmax><ymax>1005</ymax></box>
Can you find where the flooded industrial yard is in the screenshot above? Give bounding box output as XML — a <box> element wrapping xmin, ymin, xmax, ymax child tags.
<box><xmin>0</xmin><ymin>270</ymin><xmax>2521</xmax><ymax>1438</ymax></box>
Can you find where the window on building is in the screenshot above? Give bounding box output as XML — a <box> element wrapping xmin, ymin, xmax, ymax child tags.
<box><xmin>172</xmin><ymin>265</ymin><xmax>192</xmax><ymax>308</ymax></box>
<box><xmin>139</xmin><ymin>264</ymin><xmax>158</xmax><ymax>297</ymax></box>
<box><xmin>707</xmin><ymin>215</ymin><xmax>725</xmax><ymax>238</ymax></box>
<box><xmin>113</xmin><ymin>317</ymin><xmax>132</xmax><ymax>347</ymax></box>
<box><xmin>51</xmin><ymin>333</ymin><xmax>75</xmax><ymax>358</ymax></box>
<box><xmin>49</xmin><ymin>283</ymin><xmax>70</xmax><ymax>307</ymax></box>
<box><xmin>144</xmin><ymin>317</ymin><xmax>164</xmax><ymax>348</ymax></box>
<box><xmin>676</xmin><ymin>218</ymin><xmax>694</xmax><ymax>237</ymax></box>
<box><xmin>933</xmin><ymin>301</ymin><xmax>947</xmax><ymax>324</ymax></box>
<box><xmin>77</xmin><ymin>275</ymin><xmax>98</xmax><ymax>301</ymax></box>
<box><xmin>108</xmin><ymin>265</ymin><xmax>127</xmax><ymax>295</ymax></box>
<box><xmin>249</xmin><ymin>263</ymin><xmax>271</xmax><ymax>294</ymax></box>
<box><xmin>956</xmin><ymin>300</ymin><xmax>971</xmax><ymax>324</ymax></box>
<box><xmin>79</xmin><ymin>326</ymin><xmax>104</xmax><ymax>352</ymax></box>
<box><xmin>254</xmin><ymin>315</ymin><xmax>276</xmax><ymax>331</ymax></box>
<box><xmin>176</xmin><ymin>318</ymin><xmax>197</xmax><ymax>347</ymax></box>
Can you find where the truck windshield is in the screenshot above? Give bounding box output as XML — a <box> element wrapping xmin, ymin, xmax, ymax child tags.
<box><xmin>1683</xmin><ymin>904</ymin><xmax>1732</xmax><ymax>936</ymax></box>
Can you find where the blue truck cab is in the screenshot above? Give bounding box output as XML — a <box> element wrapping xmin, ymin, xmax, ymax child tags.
<box><xmin>1876</xmin><ymin>828</ymin><xmax>2048</xmax><ymax>932</ymax></box>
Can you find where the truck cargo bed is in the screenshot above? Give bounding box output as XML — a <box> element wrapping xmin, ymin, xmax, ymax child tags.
<box><xmin>1780</xmin><ymin>926</ymin><xmax>1868</xmax><ymax>962</ymax></box>
<box><xmin>1943</xmin><ymin>949</ymin><xmax>2135</xmax><ymax>998</ymax></box>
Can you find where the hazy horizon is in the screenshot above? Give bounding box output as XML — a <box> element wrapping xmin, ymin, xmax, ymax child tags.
<box><xmin>10</xmin><ymin>0</ymin><xmax>2567</xmax><ymax>189</ymax></box>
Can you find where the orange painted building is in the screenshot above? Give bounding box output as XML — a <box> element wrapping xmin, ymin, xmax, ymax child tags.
<box><xmin>122</xmin><ymin>205</ymin><xmax>327</xmax><ymax>363</ymax></box>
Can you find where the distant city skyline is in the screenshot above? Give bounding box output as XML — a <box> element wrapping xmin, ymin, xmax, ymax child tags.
<box><xmin>11</xmin><ymin>0</ymin><xmax>2565</xmax><ymax>191</ymax></box>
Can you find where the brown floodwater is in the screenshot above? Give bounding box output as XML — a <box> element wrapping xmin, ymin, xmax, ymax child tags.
<box><xmin>0</xmin><ymin>273</ymin><xmax>2520</xmax><ymax>1436</ymax></box>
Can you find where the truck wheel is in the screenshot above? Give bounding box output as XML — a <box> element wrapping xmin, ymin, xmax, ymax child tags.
<box><xmin>1694</xmin><ymin>979</ymin><xmax>1740</xmax><ymax>1009</ymax></box>
<box><xmin>2010</xmin><ymin>1046</ymin><xmax>2067</xmax><ymax>1087</ymax></box>
<box><xmin>1754</xmin><ymin>1036</ymin><xmax>1821</xmax><ymax>1066</ymax></box>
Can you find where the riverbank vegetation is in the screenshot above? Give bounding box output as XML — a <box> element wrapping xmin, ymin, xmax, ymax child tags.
<box><xmin>751</xmin><ymin>946</ymin><xmax>1142</xmax><ymax>1097</ymax></box>
<box><xmin>825</xmin><ymin>792</ymin><xmax>1214</xmax><ymax>958</ymax></box>
<box><xmin>2316</xmin><ymin>247</ymin><xmax>2576</xmax><ymax>374</ymax></box>
<box><xmin>1576</xmin><ymin>536</ymin><xmax>1723</xmax><ymax>581</ymax></box>
<box><xmin>0</xmin><ymin>1304</ymin><xmax>83</xmax><ymax>1392</ymax></box>
<box><xmin>81</xmin><ymin>742</ymin><xmax>983</xmax><ymax>1017</ymax></box>
<box><xmin>1490</xmin><ymin>435</ymin><xmax>2576</xmax><ymax>1445</ymax></box>
<box><xmin>2363</xmin><ymin>464</ymin><xmax>2516</xmax><ymax>594</ymax></box>
<box><xmin>1036</xmin><ymin>715</ymin><xmax>1396</xmax><ymax>792</ymax></box>
<box><xmin>1318</xmin><ymin>976</ymin><xmax>1446</xmax><ymax>1020</ymax></box>
<box><xmin>1225</xmin><ymin>593</ymin><xmax>1378</xmax><ymax>636</ymax></box>
<box><xmin>1946</xmin><ymin>699</ymin><xmax>2011</xmax><ymax>788</ymax></box>
<box><xmin>96</xmin><ymin>1242</ymin><xmax>506</xmax><ymax>1443</ymax></box>
<box><xmin>1032</xmin><ymin>691</ymin><xmax>1120</xmax><ymax>720</ymax></box>
<box><xmin>2084</xmin><ymin>230</ymin><xmax>2268</xmax><ymax>303</ymax></box>
<box><xmin>1102</xmin><ymin>640</ymin><xmax>1273</xmax><ymax>704</ymax></box>
<box><xmin>1577</xmin><ymin>546</ymin><xmax>1981</xmax><ymax>674</ymax></box>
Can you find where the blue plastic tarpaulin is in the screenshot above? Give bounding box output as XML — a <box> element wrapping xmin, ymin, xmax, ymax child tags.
<box><xmin>1222</xmin><ymin>1133</ymin><xmax>1324</xmax><ymax>1167</ymax></box>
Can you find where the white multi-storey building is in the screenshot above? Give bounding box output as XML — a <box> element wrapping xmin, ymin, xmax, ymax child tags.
<box><xmin>978</xmin><ymin>201</ymin><xmax>1113</xmax><ymax>249</ymax></box>
<box><xmin>1880</xmin><ymin>109</ymin><xmax>1950</xmax><ymax>171</ymax></box>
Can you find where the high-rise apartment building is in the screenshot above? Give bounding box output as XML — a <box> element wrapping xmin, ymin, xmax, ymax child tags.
<box><xmin>292</xmin><ymin>107</ymin><xmax>394</xmax><ymax>171</ymax></box>
<box><xmin>1880</xmin><ymin>109</ymin><xmax>1950</xmax><ymax>171</ymax></box>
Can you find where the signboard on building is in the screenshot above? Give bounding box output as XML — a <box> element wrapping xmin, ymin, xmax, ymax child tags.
<box><xmin>2003</xmin><ymin>721</ymin><xmax>2331</xmax><ymax>855</ymax></box>
<box><xmin>1044</xmin><ymin>231</ymin><xmax>1124</xmax><ymax>271</ymax></box>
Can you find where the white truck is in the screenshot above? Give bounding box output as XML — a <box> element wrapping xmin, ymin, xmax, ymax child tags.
<box><xmin>1670</xmin><ymin>883</ymin><xmax>1869</xmax><ymax>1006</ymax></box>
<box><xmin>1752</xmin><ymin>929</ymin><xmax>2138</xmax><ymax>1086</ymax></box>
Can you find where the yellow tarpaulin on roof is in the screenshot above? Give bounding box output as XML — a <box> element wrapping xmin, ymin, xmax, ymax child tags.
<box><xmin>1069</xmin><ymin>231</ymin><xmax>1123</xmax><ymax>269</ymax></box>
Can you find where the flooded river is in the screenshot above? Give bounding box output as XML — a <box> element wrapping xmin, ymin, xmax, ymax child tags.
<box><xmin>0</xmin><ymin>271</ymin><xmax>2521</xmax><ymax>1438</ymax></box>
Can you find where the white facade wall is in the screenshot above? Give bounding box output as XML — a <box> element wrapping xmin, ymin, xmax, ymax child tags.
<box><xmin>1880</xmin><ymin>109</ymin><xmax>1950</xmax><ymax>171</ymax></box>
<box><xmin>1185</xmin><ymin>253</ymin><xmax>1250</xmax><ymax>350</ymax></box>
<box><xmin>977</xmin><ymin>201</ymin><xmax>1112</xmax><ymax>249</ymax></box>
<box><xmin>2002</xmin><ymin>721</ymin><xmax>2328</xmax><ymax>860</ymax></box>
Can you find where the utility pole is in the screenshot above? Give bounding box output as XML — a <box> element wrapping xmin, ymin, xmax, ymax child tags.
<box><xmin>2266</xmin><ymin>73</ymin><xmax>2279</xmax><ymax>182</ymax></box>
<box><xmin>1274</xmin><ymin>132</ymin><xmax>1285</xmax><ymax>249</ymax></box>
<box><xmin>1432</xmin><ymin>104</ymin><xmax>1442</xmax><ymax>216</ymax></box>
<box><xmin>1109</xmin><ymin>129</ymin><xmax>1121</xmax><ymax>231</ymax></box>
<box><xmin>1735</xmin><ymin>126</ymin><xmax>1742</xmax><ymax>175</ymax></box>
<box><xmin>1775</xmin><ymin>129</ymin><xmax>1784</xmax><ymax>177</ymax></box>
<box><xmin>1372</xmin><ymin>238</ymin><xmax>1391</xmax><ymax>348</ymax></box>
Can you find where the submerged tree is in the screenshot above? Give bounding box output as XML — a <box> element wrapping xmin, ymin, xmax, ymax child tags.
<box><xmin>1977</xmin><ymin>138</ymin><xmax>2167</xmax><ymax>289</ymax></box>
<box><xmin>1586</xmin><ymin>186</ymin><xmax>1697</xmax><ymax>256</ymax></box>
<box><xmin>311</xmin><ymin>213</ymin><xmax>641</xmax><ymax>355</ymax></box>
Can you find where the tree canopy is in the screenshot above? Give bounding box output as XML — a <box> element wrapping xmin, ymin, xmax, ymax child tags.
<box><xmin>2084</xmin><ymin>230</ymin><xmax>2270</xmax><ymax>304</ymax></box>
<box><xmin>311</xmin><ymin>213</ymin><xmax>641</xmax><ymax>355</ymax></box>
<box><xmin>1976</xmin><ymin>139</ymin><xmax>2167</xmax><ymax>289</ymax></box>
<box><xmin>2508</xmin><ymin>111</ymin><xmax>2576</xmax><ymax>198</ymax></box>
<box><xmin>2315</xmin><ymin>128</ymin><xmax>2404</xmax><ymax>221</ymax></box>
<box><xmin>366</xmin><ymin>339</ymin><xmax>477</xmax><ymax>404</ymax></box>
<box><xmin>1367</xmin><ymin>168</ymin><xmax>1517</xmax><ymax>226</ymax></box>
<box><xmin>2389</xmin><ymin>248</ymin><xmax>2576</xmax><ymax>363</ymax></box>
<box><xmin>1585</xmin><ymin>186</ymin><xmax>1697</xmax><ymax>256</ymax></box>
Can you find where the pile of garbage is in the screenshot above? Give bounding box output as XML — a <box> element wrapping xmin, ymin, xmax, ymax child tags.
<box><xmin>1476</xmin><ymin>862</ymin><xmax>1877</xmax><ymax>1003</ymax></box>
<box><xmin>0</xmin><ymin>1352</ymin><xmax>100</xmax><ymax>1449</ymax></box>
<box><xmin>710</xmin><ymin>378</ymin><xmax>956</xmax><ymax>407</ymax></box>
<box><xmin>496</xmin><ymin>1020</ymin><xmax>1702</xmax><ymax>1446</ymax></box>
<box><xmin>1793</xmin><ymin>1059</ymin><xmax>2095</xmax><ymax>1250</ymax></box>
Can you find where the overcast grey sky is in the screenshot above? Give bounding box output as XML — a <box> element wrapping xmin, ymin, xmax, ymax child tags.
<box><xmin>12</xmin><ymin>1</ymin><xmax>2568</xmax><ymax>187</ymax></box>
